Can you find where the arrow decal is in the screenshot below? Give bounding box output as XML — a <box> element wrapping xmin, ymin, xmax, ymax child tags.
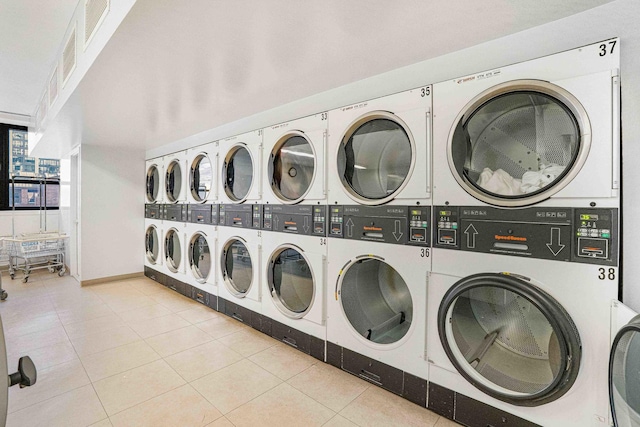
<box><xmin>546</xmin><ymin>227</ymin><xmax>565</xmax><ymax>256</ymax></box>
<box><xmin>464</xmin><ymin>224</ymin><xmax>478</xmax><ymax>249</ymax></box>
<box><xmin>303</xmin><ymin>216</ymin><xmax>310</xmax><ymax>233</ymax></box>
<box><xmin>392</xmin><ymin>220</ymin><xmax>403</xmax><ymax>242</ymax></box>
<box><xmin>273</xmin><ymin>215</ymin><xmax>280</xmax><ymax>230</ymax></box>
<box><xmin>346</xmin><ymin>218</ymin><xmax>354</xmax><ymax>238</ymax></box>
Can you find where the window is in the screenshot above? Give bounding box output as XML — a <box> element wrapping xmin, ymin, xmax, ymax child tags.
<box><xmin>0</xmin><ymin>123</ymin><xmax>60</xmax><ymax>210</ymax></box>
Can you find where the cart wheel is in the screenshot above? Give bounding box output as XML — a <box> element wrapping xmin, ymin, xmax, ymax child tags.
<box><xmin>9</xmin><ymin>274</ymin><xmax>14</xmax><ymax>280</ymax></box>
<box><xmin>0</xmin><ymin>291</ymin><xmax>7</xmax><ymax>301</ymax></box>
<box><xmin>48</xmin><ymin>267</ymin><xmax>55</xmax><ymax>274</ymax></box>
<box><xmin>22</xmin><ymin>277</ymin><xmax>28</xmax><ymax>283</ymax></box>
<box><xmin>58</xmin><ymin>269</ymin><xmax>66</xmax><ymax>277</ymax></box>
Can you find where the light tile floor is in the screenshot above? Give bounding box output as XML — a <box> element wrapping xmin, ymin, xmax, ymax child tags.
<box><xmin>0</xmin><ymin>271</ymin><xmax>458</xmax><ymax>427</ymax></box>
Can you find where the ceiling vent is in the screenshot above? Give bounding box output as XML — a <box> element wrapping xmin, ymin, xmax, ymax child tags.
<box><xmin>84</xmin><ymin>0</ymin><xmax>109</xmax><ymax>46</ymax></box>
<box><xmin>62</xmin><ymin>27</ymin><xmax>77</xmax><ymax>86</ymax></box>
<box><xmin>49</xmin><ymin>67</ymin><xmax>59</xmax><ymax>106</ymax></box>
<box><xmin>37</xmin><ymin>93</ymin><xmax>48</xmax><ymax>129</ymax></box>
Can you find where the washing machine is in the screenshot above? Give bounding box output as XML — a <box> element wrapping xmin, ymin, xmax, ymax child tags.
<box><xmin>426</xmin><ymin>204</ymin><xmax>620</xmax><ymax>427</ymax></box>
<box><xmin>432</xmin><ymin>38</ymin><xmax>620</xmax><ymax>209</ymax></box>
<box><xmin>216</xmin><ymin>221</ymin><xmax>262</xmax><ymax>320</ymax></box>
<box><xmin>262</xmin><ymin>113</ymin><xmax>327</xmax><ymax>205</ymax></box>
<box><xmin>609</xmin><ymin>301</ymin><xmax>640</xmax><ymax>427</ymax></box>
<box><xmin>165</xmin><ymin>150</ymin><xmax>188</xmax><ymax>204</ymax></box>
<box><xmin>145</xmin><ymin>157</ymin><xmax>164</xmax><ymax>204</ymax></box>
<box><xmin>327</xmin><ymin>86</ymin><xmax>432</xmax><ymax>207</ymax></box>
<box><xmin>186</xmin><ymin>142</ymin><xmax>217</xmax><ymax>204</ymax></box>
<box><xmin>326</xmin><ymin>236</ymin><xmax>429</xmax><ymax>398</ymax></box>
<box><xmin>184</xmin><ymin>220</ymin><xmax>216</xmax><ymax>292</ymax></box>
<box><xmin>218</xmin><ymin>130</ymin><xmax>262</xmax><ymax>204</ymax></box>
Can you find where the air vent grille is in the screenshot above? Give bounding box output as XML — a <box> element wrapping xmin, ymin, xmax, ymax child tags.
<box><xmin>85</xmin><ymin>0</ymin><xmax>109</xmax><ymax>44</ymax></box>
<box><xmin>49</xmin><ymin>67</ymin><xmax>58</xmax><ymax>105</ymax></box>
<box><xmin>62</xmin><ymin>28</ymin><xmax>77</xmax><ymax>85</ymax></box>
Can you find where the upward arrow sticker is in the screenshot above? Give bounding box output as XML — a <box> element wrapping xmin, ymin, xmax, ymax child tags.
<box><xmin>464</xmin><ymin>224</ymin><xmax>478</xmax><ymax>248</ymax></box>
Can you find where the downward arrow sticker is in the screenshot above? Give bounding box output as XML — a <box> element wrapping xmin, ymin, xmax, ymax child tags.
<box><xmin>546</xmin><ymin>227</ymin><xmax>565</xmax><ymax>256</ymax></box>
<box><xmin>392</xmin><ymin>220</ymin><xmax>403</xmax><ymax>241</ymax></box>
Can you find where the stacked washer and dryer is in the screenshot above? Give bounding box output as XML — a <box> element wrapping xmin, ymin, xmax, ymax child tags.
<box><xmin>260</xmin><ymin>113</ymin><xmax>329</xmax><ymax>359</ymax></box>
<box><xmin>142</xmin><ymin>38</ymin><xmax>634</xmax><ymax>427</ymax></box>
<box><xmin>216</xmin><ymin>130</ymin><xmax>264</xmax><ymax>322</ymax></box>
<box><xmin>428</xmin><ymin>40</ymin><xmax>622</xmax><ymax>426</ymax></box>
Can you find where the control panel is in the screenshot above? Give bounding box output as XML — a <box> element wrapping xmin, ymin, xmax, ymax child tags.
<box><xmin>145</xmin><ymin>204</ymin><xmax>162</xmax><ymax>219</ymax></box>
<box><xmin>219</xmin><ymin>204</ymin><xmax>261</xmax><ymax>229</ymax></box>
<box><xmin>328</xmin><ymin>205</ymin><xmax>430</xmax><ymax>246</ymax></box>
<box><xmin>433</xmin><ymin>206</ymin><xmax>618</xmax><ymax>266</ymax></box>
<box><xmin>163</xmin><ymin>204</ymin><xmax>188</xmax><ymax>222</ymax></box>
<box><xmin>187</xmin><ymin>204</ymin><xmax>217</xmax><ymax>225</ymax></box>
<box><xmin>262</xmin><ymin>205</ymin><xmax>327</xmax><ymax>236</ymax></box>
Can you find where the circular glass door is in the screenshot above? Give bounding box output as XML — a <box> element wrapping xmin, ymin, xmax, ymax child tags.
<box><xmin>190</xmin><ymin>154</ymin><xmax>213</xmax><ymax>202</ymax></box>
<box><xmin>146</xmin><ymin>165</ymin><xmax>160</xmax><ymax>203</ymax></box>
<box><xmin>145</xmin><ymin>226</ymin><xmax>159</xmax><ymax>263</ymax></box>
<box><xmin>164</xmin><ymin>228</ymin><xmax>181</xmax><ymax>273</ymax></box>
<box><xmin>269</xmin><ymin>133</ymin><xmax>315</xmax><ymax>203</ymax></box>
<box><xmin>449</xmin><ymin>80</ymin><xmax>590</xmax><ymax>207</ymax></box>
<box><xmin>610</xmin><ymin>315</ymin><xmax>640</xmax><ymax>427</ymax></box>
<box><xmin>338</xmin><ymin>257</ymin><xmax>412</xmax><ymax>344</ymax></box>
<box><xmin>165</xmin><ymin>160</ymin><xmax>183</xmax><ymax>203</ymax></box>
<box><xmin>439</xmin><ymin>272</ymin><xmax>581</xmax><ymax>406</ymax></box>
<box><xmin>189</xmin><ymin>232</ymin><xmax>211</xmax><ymax>283</ymax></box>
<box><xmin>268</xmin><ymin>246</ymin><xmax>314</xmax><ymax>318</ymax></box>
<box><xmin>223</xmin><ymin>145</ymin><xmax>253</xmax><ymax>202</ymax></box>
<box><xmin>337</xmin><ymin>112</ymin><xmax>414</xmax><ymax>204</ymax></box>
<box><xmin>221</xmin><ymin>239</ymin><xmax>253</xmax><ymax>297</ymax></box>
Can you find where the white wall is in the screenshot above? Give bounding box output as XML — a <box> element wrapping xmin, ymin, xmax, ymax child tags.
<box><xmin>147</xmin><ymin>0</ymin><xmax>640</xmax><ymax>311</ymax></box>
<box><xmin>0</xmin><ymin>211</ymin><xmax>59</xmax><ymax>237</ymax></box>
<box><xmin>80</xmin><ymin>144</ymin><xmax>144</xmax><ymax>281</ymax></box>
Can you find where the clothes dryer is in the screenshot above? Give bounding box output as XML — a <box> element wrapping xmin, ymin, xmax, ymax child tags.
<box><xmin>161</xmin><ymin>221</ymin><xmax>188</xmax><ymax>285</ymax></box>
<box><xmin>219</xmin><ymin>130</ymin><xmax>262</xmax><ymax>204</ymax></box>
<box><xmin>609</xmin><ymin>302</ymin><xmax>640</xmax><ymax>427</ymax></box>
<box><xmin>144</xmin><ymin>218</ymin><xmax>163</xmax><ymax>273</ymax></box>
<box><xmin>145</xmin><ymin>157</ymin><xmax>164</xmax><ymax>204</ymax></box>
<box><xmin>184</xmin><ymin>221</ymin><xmax>217</xmax><ymax>301</ymax></box>
<box><xmin>216</xmin><ymin>225</ymin><xmax>262</xmax><ymax>319</ymax></box>
<box><xmin>327</xmin><ymin>87</ymin><xmax>432</xmax><ymax>206</ymax></box>
<box><xmin>186</xmin><ymin>142</ymin><xmax>217</xmax><ymax>204</ymax></box>
<box><xmin>326</xmin><ymin>238</ymin><xmax>429</xmax><ymax>397</ymax></box>
<box><xmin>432</xmin><ymin>38</ymin><xmax>620</xmax><ymax>209</ymax></box>
<box><xmin>165</xmin><ymin>151</ymin><xmax>188</xmax><ymax>204</ymax></box>
<box><xmin>427</xmin><ymin>205</ymin><xmax>620</xmax><ymax>427</ymax></box>
<box><xmin>262</xmin><ymin>113</ymin><xmax>327</xmax><ymax>205</ymax></box>
<box><xmin>261</xmin><ymin>232</ymin><xmax>326</xmax><ymax>351</ymax></box>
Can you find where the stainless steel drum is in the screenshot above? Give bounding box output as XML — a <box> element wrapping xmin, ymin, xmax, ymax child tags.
<box><xmin>339</xmin><ymin>257</ymin><xmax>412</xmax><ymax>344</ymax></box>
<box><xmin>268</xmin><ymin>246</ymin><xmax>314</xmax><ymax>318</ymax></box>
<box><xmin>165</xmin><ymin>160</ymin><xmax>183</xmax><ymax>203</ymax></box>
<box><xmin>190</xmin><ymin>154</ymin><xmax>213</xmax><ymax>202</ymax></box>
<box><xmin>164</xmin><ymin>228</ymin><xmax>181</xmax><ymax>273</ymax></box>
<box><xmin>439</xmin><ymin>272</ymin><xmax>581</xmax><ymax>406</ymax></box>
<box><xmin>223</xmin><ymin>145</ymin><xmax>253</xmax><ymax>202</ymax></box>
<box><xmin>145</xmin><ymin>225</ymin><xmax>159</xmax><ymax>263</ymax></box>
<box><xmin>189</xmin><ymin>232</ymin><xmax>211</xmax><ymax>283</ymax></box>
<box><xmin>337</xmin><ymin>113</ymin><xmax>413</xmax><ymax>203</ymax></box>
<box><xmin>449</xmin><ymin>80</ymin><xmax>590</xmax><ymax>207</ymax></box>
<box><xmin>269</xmin><ymin>133</ymin><xmax>315</xmax><ymax>203</ymax></box>
<box><xmin>222</xmin><ymin>239</ymin><xmax>253</xmax><ymax>296</ymax></box>
<box><xmin>610</xmin><ymin>315</ymin><xmax>640</xmax><ymax>427</ymax></box>
<box><xmin>146</xmin><ymin>164</ymin><xmax>160</xmax><ymax>203</ymax></box>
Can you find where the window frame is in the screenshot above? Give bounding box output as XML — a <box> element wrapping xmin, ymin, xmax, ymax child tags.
<box><xmin>0</xmin><ymin>123</ymin><xmax>60</xmax><ymax>211</ymax></box>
